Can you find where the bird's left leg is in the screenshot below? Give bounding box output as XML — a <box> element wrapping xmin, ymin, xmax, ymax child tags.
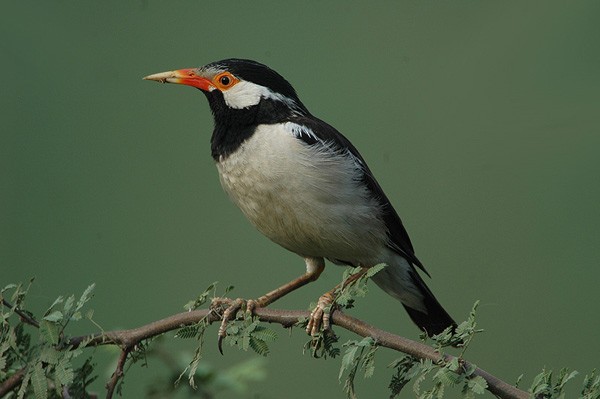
<box><xmin>216</xmin><ymin>257</ymin><xmax>325</xmax><ymax>353</ymax></box>
<box><xmin>306</xmin><ymin>267</ymin><xmax>369</xmax><ymax>336</ymax></box>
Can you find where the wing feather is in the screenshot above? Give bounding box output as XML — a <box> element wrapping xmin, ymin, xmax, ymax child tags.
<box><xmin>287</xmin><ymin>116</ymin><xmax>430</xmax><ymax>276</ymax></box>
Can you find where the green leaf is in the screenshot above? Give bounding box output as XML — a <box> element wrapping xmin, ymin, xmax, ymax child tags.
<box><xmin>31</xmin><ymin>361</ymin><xmax>48</xmax><ymax>399</ymax></box>
<box><xmin>365</xmin><ymin>263</ymin><xmax>386</xmax><ymax>278</ymax></box>
<box><xmin>7</xmin><ymin>325</ymin><xmax>19</xmax><ymax>352</ymax></box>
<box><xmin>363</xmin><ymin>345</ymin><xmax>377</xmax><ymax>378</ymax></box>
<box><xmin>227</xmin><ymin>324</ymin><xmax>240</xmax><ymax>336</ymax></box>
<box><xmin>62</xmin><ymin>295</ymin><xmax>74</xmax><ymax>316</ymax></box>
<box><xmin>39</xmin><ymin>320</ymin><xmax>60</xmax><ymax>345</ymax></box>
<box><xmin>184</xmin><ymin>282</ymin><xmax>218</xmax><ymax>311</ymax></box>
<box><xmin>558</xmin><ymin>368</ymin><xmax>579</xmax><ymax>389</ymax></box>
<box><xmin>39</xmin><ymin>347</ymin><xmax>60</xmax><ymax>365</ymax></box>
<box><xmin>528</xmin><ymin>368</ymin><xmax>579</xmax><ymax>398</ymax></box>
<box><xmin>241</xmin><ymin>334</ymin><xmax>250</xmax><ymax>351</ymax></box>
<box><xmin>1</xmin><ymin>283</ymin><xmax>18</xmax><ymax>293</ymax></box>
<box><xmin>42</xmin><ymin>310</ymin><xmax>63</xmax><ymax>322</ymax></box>
<box><xmin>251</xmin><ymin>326</ymin><xmax>278</xmax><ymax>342</ymax></box>
<box><xmin>16</xmin><ymin>367</ymin><xmax>31</xmax><ymax>399</ymax></box>
<box><xmin>76</xmin><ymin>284</ymin><xmax>95</xmax><ymax>311</ymax></box>
<box><xmin>188</xmin><ymin>345</ymin><xmax>203</xmax><ymax>385</ymax></box>
<box><xmin>335</xmin><ymin>265</ymin><xmax>388</xmax><ymax>311</ymax></box>
<box><xmin>45</xmin><ymin>296</ymin><xmax>64</xmax><ymax>315</ymax></box>
<box><xmin>339</xmin><ymin>344</ymin><xmax>359</xmax><ymax>381</ymax></box>
<box><xmin>581</xmin><ymin>369</ymin><xmax>600</xmax><ymax>399</ymax></box>
<box><xmin>248</xmin><ymin>337</ymin><xmax>270</xmax><ymax>356</ymax></box>
<box><xmin>304</xmin><ymin>331</ymin><xmax>340</xmax><ymax>359</ymax></box>
<box><xmin>175</xmin><ymin>325</ymin><xmax>200</xmax><ymax>339</ymax></box>
<box><xmin>412</xmin><ymin>359</ymin><xmax>435</xmax><ymax>396</ymax></box>
<box><xmin>0</xmin><ymin>355</ymin><xmax>6</xmax><ymax>378</ymax></box>
<box><xmin>388</xmin><ymin>356</ymin><xmax>420</xmax><ymax>398</ymax></box>
<box><xmin>224</xmin><ymin>285</ymin><xmax>235</xmax><ymax>295</ymax></box>
<box><xmin>55</xmin><ymin>356</ymin><xmax>75</xmax><ymax>386</ymax></box>
<box><xmin>467</xmin><ymin>375</ymin><xmax>487</xmax><ymax>395</ymax></box>
<box><xmin>515</xmin><ymin>374</ymin><xmax>524</xmax><ymax>388</ymax></box>
<box><xmin>446</xmin><ymin>357</ymin><xmax>460</xmax><ymax>372</ymax></box>
<box><xmin>338</xmin><ymin>337</ymin><xmax>378</xmax><ymax>398</ymax></box>
<box><xmin>434</xmin><ymin>366</ymin><xmax>461</xmax><ymax>387</ymax></box>
<box><xmin>69</xmin><ymin>357</ymin><xmax>97</xmax><ymax>397</ymax></box>
<box><xmin>70</xmin><ymin>311</ymin><xmax>82</xmax><ymax>321</ymax></box>
<box><xmin>356</xmin><ymin>336</ymin><xmax>376</xmax><ymax>347</ymax></box>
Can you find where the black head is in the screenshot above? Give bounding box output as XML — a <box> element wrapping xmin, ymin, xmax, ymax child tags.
<box><xmin>144</xmin><ymin>59</ymin><xmax>309</xmax><ymax>158</ymax></box>
<box><xmin>145</xmin><ymin>58</ymin><xmax>308</xmax><ymax>118</ymax></box>
<box><xmin>205</xmin><ymin>59</ymin><xmax>303</xmax><ymax>107</ymax></box>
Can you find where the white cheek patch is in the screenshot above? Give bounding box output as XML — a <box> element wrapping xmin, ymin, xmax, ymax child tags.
<box><xmin>222</xmin><ymin>81</ymin><xmax>269</xmax><ymax>109</ymax></box>
<box><xmin>222</xmin><ymin>80</ymin><xmax>299</xmax><ymax>110</ymax></box>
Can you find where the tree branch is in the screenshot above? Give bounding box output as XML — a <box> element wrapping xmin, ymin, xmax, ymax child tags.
<box><xmin>0</xmin><ymin>367</ymin><xmax>26</xmax><ymax>397</ymax></box>
<box><xmin>66</xmin><ymin>307</ymin><xmax>528</xmax><ymax>399</ymax></box>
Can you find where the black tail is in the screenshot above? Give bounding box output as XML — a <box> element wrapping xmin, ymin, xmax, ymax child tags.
<box><xmin>403</xmin><ymin>270</ymin><xmax>456</xmax><ymax>336</ymax></box>
<box><xmin>371</xmin><ymin>264</ymin><xmax>456</xmax><ymax>337</ymax></box>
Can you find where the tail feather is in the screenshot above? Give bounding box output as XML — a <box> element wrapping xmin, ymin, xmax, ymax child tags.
<box><xmin>371</xmin><ymin>259</ymin><xmax>456</xmax><ymax>337</ymax></box>
<box><xmin>404</xmin><ymin>268</ymin><xmax>456</xmax><ymax>336</ymax></box>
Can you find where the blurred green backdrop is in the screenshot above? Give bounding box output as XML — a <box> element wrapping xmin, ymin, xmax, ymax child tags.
<box><xmin>2</xmin><ymin>1</ymin><xmax>599</xmax><ymax>398</ymax></box>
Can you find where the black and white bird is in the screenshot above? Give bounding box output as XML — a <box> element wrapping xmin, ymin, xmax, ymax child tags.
<box><xmin>144</xmin><ymin>58</ymin><xmax>455</xmax><ymax>338</ymax></box>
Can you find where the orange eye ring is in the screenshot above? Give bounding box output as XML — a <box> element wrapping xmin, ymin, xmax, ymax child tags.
<box><xmin>214</xmin><ymin>72</ymin><xmax>239</xmax><ymax>90</ymax></box>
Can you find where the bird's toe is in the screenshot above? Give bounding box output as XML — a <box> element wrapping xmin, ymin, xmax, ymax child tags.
<box><xmin>306</xmin><ymin>292</ymin><xmax>335</xmax><ymax>336</ymax></box>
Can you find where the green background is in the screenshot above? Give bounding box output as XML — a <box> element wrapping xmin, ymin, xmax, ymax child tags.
<box><xmin>2</xmin><ymin>1</ymin><xmax>599</xmax><ymax>398</ymax></box>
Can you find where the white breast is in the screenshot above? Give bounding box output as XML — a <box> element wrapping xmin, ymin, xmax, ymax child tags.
<box><xmin>215</xmin><ymin>123</ymin><xmax>389</xmax><ymax>265</ymax></box>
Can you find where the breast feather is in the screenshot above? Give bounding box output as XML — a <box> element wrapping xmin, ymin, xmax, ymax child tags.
<box><xmin>216</xmin><ymin>124</ymin><xmax>388</xmax><ymax>263</ymax></box>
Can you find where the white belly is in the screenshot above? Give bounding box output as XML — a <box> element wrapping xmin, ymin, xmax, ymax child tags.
<box><xmin>215</xmin><ymin>124</ymin><xmax>389</xmax><ymax>265</ymax></box>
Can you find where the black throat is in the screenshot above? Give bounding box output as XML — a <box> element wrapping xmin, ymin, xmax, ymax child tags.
<box><xmin>205</xmin><ymin>90</ymin><xmax>306</xmax><ymax>160</ymax></box>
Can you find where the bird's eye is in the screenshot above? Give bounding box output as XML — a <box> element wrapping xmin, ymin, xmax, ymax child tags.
<box><xmin>214</xmin><ymin>72</ymin><xmax>238</xmax><ymax>90</ymax></box>
<box><xmin>220</xmin><ymin>75</ymin><xmax>231</xmax><ymax>86</ymax></box>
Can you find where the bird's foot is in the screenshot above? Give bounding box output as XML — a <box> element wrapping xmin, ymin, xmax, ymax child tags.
<box><xmin>211</xmin><ymin>297</ymin><xmax>260</xmax><ymax>354</ymax></box>
<box><xmin>306</xmin><ymin>291</ymin><xmax>335</xmax><ymax>336</ymax></box>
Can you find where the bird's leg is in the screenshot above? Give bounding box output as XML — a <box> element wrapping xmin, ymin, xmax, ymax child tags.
<box><xmin>306</xmin><ymin>267</ymin><xmax>369</xmax><ymax>336</ymax></box>
<box><xmin>250</xmin><ymin>257</ymin><xmax>325</xmax><ymax>309</ymax></box>
<box><xmin>216</xmin><ymin>257</ymin><xmax>325</xmax><ymax>353</ymax></box>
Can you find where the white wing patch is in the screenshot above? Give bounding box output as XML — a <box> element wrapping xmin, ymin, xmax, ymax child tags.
<box><xmin>284</xmin><ymin>122</ymin><xmax>364</xmax><ymax>170</ymax></box>
<box><xmin>283</xmin><ymin>122</ymin><xmax>321</xmax><ymax>143</ymax></box>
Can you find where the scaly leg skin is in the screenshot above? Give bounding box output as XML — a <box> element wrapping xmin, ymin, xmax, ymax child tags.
<box><xmin>306</xmin><ymin>267</ymin><xmax>369</xmax><ymax>336</ymax></box>
<box><xmin>216</xmin><ymin>257</ymin><xmax>325</xmax><ymax>354</ymax></box>
<box><xmin>306</xmin><ymin>291</ymin><xmax>335</xmax><ymax>336</ymax></box>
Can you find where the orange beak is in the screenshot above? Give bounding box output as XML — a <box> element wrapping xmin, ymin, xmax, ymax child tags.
<box><xmin>143</xmin><ymin>68</ymin><xmax>214</xmax><ymax>91</ymax></box>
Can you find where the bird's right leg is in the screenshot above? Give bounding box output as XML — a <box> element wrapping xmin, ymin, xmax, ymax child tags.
<box><xmin>250</xmin><ymin>257</ymin><xmax>326</xmax><ymax>308</ymax></box>
<box><xmin>215</xmin><ymin>257</ymin><xmax>325</xmax><ymax>353</ymax></box>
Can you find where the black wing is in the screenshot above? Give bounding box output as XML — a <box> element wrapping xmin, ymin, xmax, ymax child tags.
<box><xmin>289</xmin><ymin>116</ymin><xmax>430</xmax><ymax>276</ymax></box>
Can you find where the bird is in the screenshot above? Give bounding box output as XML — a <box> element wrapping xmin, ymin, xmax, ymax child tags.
<box><xmin>144</xmin><ymin>58</ymin><xmax>456</xmax><ymax>342</ymax></box>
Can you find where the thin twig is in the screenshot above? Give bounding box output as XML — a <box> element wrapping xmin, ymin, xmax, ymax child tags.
<box><xmin>66</xmin><ymin>307</ymin><xmax>528</xmax><ymax>399</ymax></box>
<box><xmin>2</xmin><ymin>299</ymin><xmax>40</xmax><ymax>328</ymax></box>
<box><xmin>105</xmin><ymin>347</ymin><xmax>130</xmax><ymax>399</ymax></box>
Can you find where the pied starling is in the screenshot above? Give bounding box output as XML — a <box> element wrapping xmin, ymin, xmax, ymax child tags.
<box><xmin>144</xmin><ymin>59</ymin><xmax>456</xmax><ymax>340</ymax></box>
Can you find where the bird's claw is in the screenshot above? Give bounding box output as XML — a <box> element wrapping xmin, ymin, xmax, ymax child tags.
<box><xmin>213</xmin><ymin>297</ymin><xmax>259</xmax><ymax>355</ymax></box>
<box><xmin>306</xmin><ymin>292</ymin><xmax>335</xmax><ymax>336</ymax></box>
